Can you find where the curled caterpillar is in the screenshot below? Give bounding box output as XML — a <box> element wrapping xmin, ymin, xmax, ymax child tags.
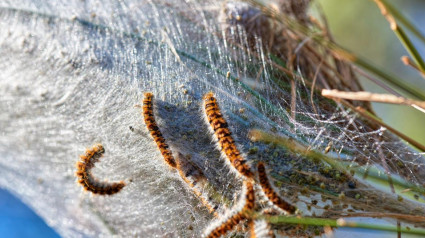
<box><xmin>142</xmin><ymin>92</ymin><xmax>177</xmax><ymax>168</ymax></box>
<box><xmin>257</xmin><ymin>162</ymin><xmax>296</xmax><ymax>214</ymax></box>
<box><xmin>75</xmin><ymin>144</ymin><xmax>126</xmax><ymax>195</ymax></box>
<box><xmin>203</xmin><ymin>92</ymin><xmax>254</xmax><ymax>179</ymax></box>
<box><xmin>204</xmin><ymin>181</ymin><xmax>255</xmax><ymax>238</ymax></box>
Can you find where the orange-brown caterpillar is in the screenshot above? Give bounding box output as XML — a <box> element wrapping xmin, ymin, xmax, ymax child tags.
<box><xmin>243</xmin><ymin>181</ymin><xmax>255</xmax><ymax>211</ymax></box>
<box><xmin>142</xmin><ymin>92</ymin><xmax>177</xmax><ymax>168</ymax></box>
<box><xmin>257</xmin><ymin>162</ymin><xmax>296</xmax><ymax>214</ymax></box>
<box><xmin>175</xmin><ymin>153</ymin><xmax>219</xmax><ymax>217</ymax></box>
<box><xmin>75</xmin><ymin>144</ymin><xmax>126</xmax><ymax>195</ymax></box>
<box><xmin>204</xmin><ymin>181</ymin><xmax>255</xmax><ymax>238</ymax></box>
<box><xmin>249</xmin><ymin>219</ymin><xmax>275</xmax><ymax>238</ymax></box>
<box><xmin>203</xmin><ymin>92</ymin><xmax>253</xmax><ymax>179</ymax></box>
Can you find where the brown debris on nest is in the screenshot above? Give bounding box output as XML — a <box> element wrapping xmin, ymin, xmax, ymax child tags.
<box><xmin>219</xmin><ymin>0</ymin><xmax>372</xmax><ymax>112</ymax></box>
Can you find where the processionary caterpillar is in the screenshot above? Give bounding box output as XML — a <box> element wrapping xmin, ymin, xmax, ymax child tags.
<box><xmin>75</xmin><ymin>144</ymin><xmax>126</xmax><ymax>195</ymax></box>
<box><xmin>203</xmin><ymin>92</ymin><xmax>254</xmax><ymax>179</ymax></box>
<box><xmin>142</xmin><ymin>93</ymin><xmax>219</xmax><ymax>216</ymax></box>
<box><xmin>257</xmin><ymin>162</ymin><xmax>296</xmax><ymax>214</ymax></box>
<box><xmin>204</xmin><ymin>181</ymin><xmax>255</xmax><ymax>238</ymax></box>
<box><xmin>142</xmin><ymin>92</ymin><xmax>177</xmax><ymax>168</ymax></box>
<box><xmin>248</xmin><ymin>219</ymin><xmax>275</xmax><ymax>238</ymax></box>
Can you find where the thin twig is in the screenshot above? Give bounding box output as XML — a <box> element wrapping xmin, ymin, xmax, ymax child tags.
<box><xmin>310</xmin><ymin>60</ymin><xmax>324</xmax><ymax>115</ymax></box>
<box><xmin>287</xmin><ymin>47</ymin><xmax>297</xmax><ymax>120</ymax></box>
<box><xmin>352</xmin><ymin>66</ymin><xmax>423</xmax><ymax>113</ymax></box>
<box><xmin>376</xmin><ymin>136</ymin><xmax>395</xmax><ymax>194</ymax></box>
<box><xmin>290</xmin><ymin>78</ymin><xmax>296</xmax><ymax>120</ymax></box>
<box><xmin>401</xmin><ymin>56</ymin><xmax>425</xmax><ymax>79</ymax></box>
<box><xmin>258</xmin><ymin>215</ymin><xmax>425</xmax><ymax>236</ymax></box>
<box><xmin>353</xmin><ymin>66</ymin><xmax>398</xmax><ymax>96</ymax></box>
<box><xmin>322</xmin><ymin>89</ymin><xmax>425</xmax><ymax>111</ymax></box>
<box><xmin>378</xmin><ymin>0</ymin><xmax>425</xmax><ymax>49</ymax></box>
<box><xmin>249</xmin><ymin>129</ymin><xmax>425</xmax><ymax>195</ymax></box>
<box><xmin>249</xmin><ymin>0</ymin><xmax>425</xmax><ymax>101</ymax></box>
<box><xmin>397</xmin><ymin>220</ymin><xmax>401</xmax><ymax>238</ymax></box>
<box><xmin>339</xmin><ymin>212</ymin><xmax>425</xmax><ymax>223</ymax></box>
<box><xmin>373</xmin><ymin>0</ymin><xmax>425</xmax><ymax>74</ymax></box>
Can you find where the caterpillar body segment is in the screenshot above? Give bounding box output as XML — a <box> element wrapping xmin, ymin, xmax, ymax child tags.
<box><xmin>249</xmin><ymin>219</ymin><xmax>275</xmax><ymax>238</ymax></box>
<box><xmin>257</xmin><ymin>162</ymin><xmax>296</xmax><ymax>214</ymax></box>
<box><xmin>204</xmin><ymin>181</ymin><xmax>255</xmax><ymax>238</ymax></box>
<box><xmin>75</xmin><ymin>144</ymin><xmax>126</xmax><ymax>195</ymax></box>
<box><xmin>203</xmin><ymin>92</ymin><xmax>254</xmax><ymax>179</ymax></box>
<box><xmin>142</xmin><ymin>92</ymin><xmax>177</xmax><ymax>168</ymax></box>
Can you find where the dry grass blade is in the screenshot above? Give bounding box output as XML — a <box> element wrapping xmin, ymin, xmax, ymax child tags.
<box><xmin>258</xmin><ymin>215</ymin><xmax>425</xmax><ymax>236</ymax></box>
<box><xmin>376</xmin><ymin>0</ymin><xmax>425</xmax><ymax>45</ymax></box>
<box><xmin>248</xmin><ymin>0</ymin><xmax>425</xmax><ymax>101</ymax></box>
<box><xmin>2</xmin><ymin>1</ymin><xmax>425</xmax><ymax>237</ymax></box>
<box><xmin>401</xmin><ymin>56</ymin><xmax>425</xmax><ymax>78</ymax></box>
<box><xmin>339</xmin><ymin>212</ymin><xmax>425</xmax><ymax>224</ymax></box>
<box><xmin>373</xmin><ymin>0</ymin><xmax>425</xmax><ymax>75</ymax></box>
<box><xmin>322</xmin><ymin>89</ymin><xmax>425</xmax><ymax>111</ymax></box>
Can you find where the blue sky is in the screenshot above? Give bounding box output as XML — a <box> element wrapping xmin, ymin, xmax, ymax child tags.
<box><xmin>0</xmin><ymin>188</ymin><xmax>60</xmax><ymax>238</ymax></box>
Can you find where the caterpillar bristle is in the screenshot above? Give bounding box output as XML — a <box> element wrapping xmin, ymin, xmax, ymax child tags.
<box><xmin>249</xmin><ymin>219</ymin><xmax>275</xmax><ymax>238</ymax></box>
<box><xmin>142</xmin><ymin>92</ymin><xmax>177</xmax><ymax>169</ymax></box>
<box><xmin>75</xmin><ymin>144</ymin><xmax>126</xmax><ymax>195</ymax></box>
<box><xmin>203</xmin><ymin>181</ymin><xmax>255</xmax><ymax>238</ymax></box>
<box><xmin>257</xmin><ymin>162</ymin><xmax>296</xmax><ymax>214</ymax></box>
<box><xmin>202</xmin><ymin>92</ymin><xmax>254</xmax><ymax>179</ymax></box>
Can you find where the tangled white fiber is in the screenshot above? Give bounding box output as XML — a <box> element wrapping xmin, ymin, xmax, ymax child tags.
<box><xmin>1</xmin><ymin>0</ymin><xmax>425</xmax><ymax>237</ymax></box>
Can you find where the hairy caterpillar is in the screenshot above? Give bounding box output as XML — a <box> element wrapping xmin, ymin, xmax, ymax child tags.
<box><xmin>249</xmin><ymin>219</ymin><xmax>275</xmax><ymax>238</ymax></box>
<box><xmin>204</xmin><ymin>181</ymin><xmax>255</xmax><ymax>238</ymax></box>
<box><xmin>142</xmin><ymin>92</ymin><xmax>177</xmax><ymax>168</ymax></box>
<box><xmin>203</xmin><ymin>92</ymin><xmax>254</xmax><ymax>179</ymax></box>
<box><xmin>142</xmin><ymin>93</ymin><xmax>221</xmax><ymax>216</ymax></box>
<box><xmin>75</xmin><ymin>144</ymin><xmax>126</xmax><ymax>195</ymax></box>
<box><xmin>257</xmin><ymin>162</ymin><xmax>296</xmax><ymax>214</ymax></box>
